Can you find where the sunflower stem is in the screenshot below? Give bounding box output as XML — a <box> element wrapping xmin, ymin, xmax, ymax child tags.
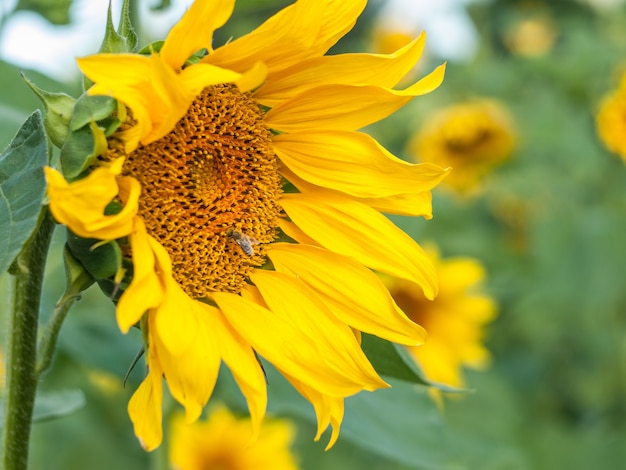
<box><xmin>2</xmin><ymin>209</ymin><xmax>55</xmax><ymax>470</ymax></box>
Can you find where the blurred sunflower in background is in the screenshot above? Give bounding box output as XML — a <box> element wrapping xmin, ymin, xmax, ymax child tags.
<box><xmin>44</xmin><ymin>0</ymin><xmax>449</xmax><ymax>451</ymax></box>
<box><xmin>596</xmin><ymin>73</ymin><xmax>626</xmax><ymax>161</ymax></box>
<box><xmin>169</xmin><ymin>406</ymin><xmax>298</xmax><ymax>470</ymax></box>
<box><xmin>409</xmin><ymin>99</ymin><xmax>516</xmax><ymax>193</ymax></box>
<box><xmin>385</xmin><ymin>247</ymin><xmax>497</xmax><ymax>390</ymax></box>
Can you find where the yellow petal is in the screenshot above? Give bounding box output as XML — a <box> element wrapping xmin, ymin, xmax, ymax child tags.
<box><xmin>160</xmin><ymin>0</ymin><xmax>235</xmax><ymax>69</ymax></box>
<box><xmin>78</xmin><ymin>54</ymin><xmax>156</xmax><ymax>145</ymax></box>
<box><xmin>274</xmin><ymin>130</ymin><xmax>449</xmax><ymax>198</ymax></box>
<box><xmin>280</xmin><ymin>164</ymin><xmax>435</xmax><ymax>217</ymax></box>
<box><xmin>153</xmin><ymin>277</ymin><xmax>199</xmax><ymax>356</ymax></box>
<box><xmin>178</xmin><ymin>63</ymin><xmax>242</xmax><ymax>96</ymax></box>
<box><xmin>128</xmin><ymin>351</ymin><xmax>163</xmax><ymax>452</ymax></box>
<box><xmin>360</xmin><ymin>191</ymin><xmax>434</xmax><ymax>217</ymax></box>
<box><xmin>256</xmin><ymin>33</ymin><xmax>426</xmax><ymax>105</ymax></box>
<box><xmin>249</xmin><ymin>270</ymin><xmax>386</xmax><ymax>391</ymax></box>
<box><xmin>285</xmin><ymin>375</ymin><xmax>345</xmax><ymax>449</ymax></box>
<box><xmin>79</xmin><ymin>54</ymin><xmax>241</xmax><ymax>150</ymax></box>
<box><xmin>280</xmin><ymin>192</ymin><xmax>438</xmax><ymax>299</ymax></box>
<box><xmin>266</xmin><ymin>243</ymin><xmax>426</xmax><ymax>346</ymax></box>
<box><xmin>277</xmin><ymin>219</ymin><xmax>320</xmax><ymax>246</ymax></box>
<box><xmin>265</xmin><ymin>63</ymin><xmax>446</xmax><ymax>132</ymax></box>
<box><xmin>213</xmin><ymin>289</ymin><xmax>384</xmax><ymax>397</ymax></box>
<box><xmin>200</xmin><ymin>303</ymin><xmax>268</xmax><ymax>438</ymax></box>
<box><xmin>234</xmin><ymin>61</ymin><xmax>268</xmax><ymax>93</ymax></box>
<box><xmin>45</xmin><ymin>162</ymin><xmax>139</xmax><ymax>240</ymax></box>
<box><xmin>116</xmin><ymin>219</ymin><xmax>164</xmax><ymax>333</ymax></box>
<box><xmin>152</xmin><ymin>306</ymin><xmax>220</xmax><ymax>423</ymax></box>
<box><xmin>207</xmin><ymin>0</ymin><xmax>365</xmax><ymax>75</ymax></box>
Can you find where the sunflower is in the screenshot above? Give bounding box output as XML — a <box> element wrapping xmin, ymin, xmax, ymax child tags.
<box><xmin>45</xmin><ymin>0</ymin><xmax>448</xmax><ymax>451</ymax></box>
<box><xmin>169</xmin><ymin>405</ymin><xmax>298</xmax><ymax>470</ymax></box>
<box><xmin>409</xmin><ymin>99</ymin><xmax>515</xmax><ymax>193</ymax></box>
<box><xmin>386</xmin><ymin>248</ymin><xmax>497</xmax><ymax>389</ymax></box>
<box><xmin>596</xmin><ymin>74</ymin><xmax>626</xmax><ymax>162</ymax></box>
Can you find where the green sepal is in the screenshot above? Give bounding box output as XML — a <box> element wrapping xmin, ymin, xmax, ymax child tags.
<box><xmin>61</xmin><ymin>244</ymin><xmax>95</xmax><ymax>299</ymax></box>
<box><xmin>69</xmin><ymin>94</ymin><xmax>117</xmax><ymax>132</ymax></box>
<box><xmin>66</xmin><ymin>229</ymin><xmax>122</xmax><ymax>281</ymax></box>
<box><xmin>117</xmin><ymin>0</ymin><xmax>138</xmax><ymax>52</ymax></box>
<box><xmin>96</xmin><ymin>258</ymin><xmax>133</xmax><ymax>303</ymax></box>
<box><xmin>83</xmin><ymin>0</ymin><xmax>137</xmax><ymax>90</ymax></box>
<box><xmin>20</xmin><ymin>73</ymin><xmax>76</xmax><ymax>148</ymax></box>
<box><xmin>59</xmin><ymin>124</ymin><xmax>98</xmax><ymax>180</ymax></box>
<box><xmin>59</xmin><ymin>94</ymin><xmax>115</xmax><ymax>179</ymax></box>
<box><xmin>98</xmin><ymin>0</ymin><xmax>138</xmax><ymax>54</ymax></box>
<box><xmin>137</xmin><ymin>40</ymin><xmax>164</xmax><ymax>55</ymax></box>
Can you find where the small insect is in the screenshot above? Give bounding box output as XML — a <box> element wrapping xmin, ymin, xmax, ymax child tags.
<box><xmin>227</xmin><ymin>229</ymin><xmax>259</xmax><ymax>256</ymax></box>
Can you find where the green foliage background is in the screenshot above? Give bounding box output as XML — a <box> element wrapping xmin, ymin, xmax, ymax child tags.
<box><xmin>2</xmin><ymin>0</ymin><xmax>626</xmax><ymax>469</ymax></box>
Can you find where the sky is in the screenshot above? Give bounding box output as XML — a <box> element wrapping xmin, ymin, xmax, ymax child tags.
<box><xmin>0</xmin><ymin>0</ymin><xmax>480</xmax><ymax>83</ymax></box>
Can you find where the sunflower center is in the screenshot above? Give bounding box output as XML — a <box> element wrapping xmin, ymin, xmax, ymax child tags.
<box><xmin>122</xmin><ymin>85</ymin><xmax>282</xmax><ymax>298</ymax></box>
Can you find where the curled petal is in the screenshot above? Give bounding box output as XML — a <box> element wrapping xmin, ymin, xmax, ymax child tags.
<box><xmin>45</xmin><ymin>160</ymin><xmax>138</xmax><ymax>240</ymax></box>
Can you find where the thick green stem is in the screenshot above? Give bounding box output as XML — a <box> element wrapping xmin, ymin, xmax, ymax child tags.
<box><xmin>2</xmin><ymin>209</ymin><xmax>55</xmax><ymax>470</ymax></box>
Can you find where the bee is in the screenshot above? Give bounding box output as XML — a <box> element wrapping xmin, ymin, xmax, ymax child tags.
<box><xmin>227</xmin><ymin>229</ymin><xmax>259</xmax><ymax>256</ymax></box>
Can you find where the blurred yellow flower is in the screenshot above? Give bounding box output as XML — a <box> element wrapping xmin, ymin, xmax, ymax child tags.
<box><xmin>45</xmin><ymin>0</ymin><xmax>449</xmax><ymax>451</ymax></box>
<box><xmin>596</xmin><ymin>74</ymin><xmax>626</xmax><ymax>161</ymax></box>
<box><xmin>409</xmin><ymin>100</ymin><xmax>516</xmax><ymax>193</ymax></box>
<box><xmin>504</xmin><ymin>16</ymin><xmax>558</xmax><ymax>58</ymax></box>
<box><xmin>386</xmin><ymin>249</ymin><xmax>497</xmax><ymax>388</ymax></box>
<box><xmin>169</xmin><ymin>406</ymin><xmax>298</xmax><ymax>470</ymax></box>
<box><xmin>371</xmin><ymin>26</ymin><xmax>415</xmax><ymax>56</ymax></box>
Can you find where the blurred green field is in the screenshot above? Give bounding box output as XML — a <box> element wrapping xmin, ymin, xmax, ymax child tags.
<box><xmin>2</xmin><ymin>0</ymin><xmax>626</xmax><ymax>469</ymax></box>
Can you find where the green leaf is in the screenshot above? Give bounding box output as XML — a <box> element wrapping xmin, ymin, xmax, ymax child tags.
<box><xmin>32</xmin><ymin>389</ymin><xmax>86</xmax><ymax>423</ymax></box>
<box><xmin>15</xmin><ymin>0</ymin><xmax>72</xmax><ymax>25</ymax></box>
<box><xmin>220</xmin><ymin>363</ymin><xmax>455</xmax><ymax>469</ymax></box>
<box><xmin>0</xmin><ymin>111</ymin><xmax>49</xmax><ymax>275</ymax></box>
<box><xmin>361</xmin><ymin>333</ymin><xmax>430</xmax><ymax>385</ymax></box>
<box><xmin>362</xmin><ymin>334</ymin><xmax>465</xmax><ymax>393</ymax></box>
<box><xmin>340</xmin><ymin>380</ymin><xmax>454</xmax><ymax>469</ymax></box>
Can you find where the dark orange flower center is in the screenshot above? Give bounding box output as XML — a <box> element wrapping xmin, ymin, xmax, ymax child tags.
<box><xmin>122</xmin><ymin>85</ymin><xmax>282</xmax><ymax>298</ymax></box>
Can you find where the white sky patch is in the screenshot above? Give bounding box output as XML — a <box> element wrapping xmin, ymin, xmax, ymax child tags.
<box><xmin>378</xmin><ymin>0</ymin><xmax>481</xmax><ymax>62</ymax></box>
<box><xmin>0</xmin><ymin>0</ymin><xmax>192</xmax><ymax>82</ymax></box>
